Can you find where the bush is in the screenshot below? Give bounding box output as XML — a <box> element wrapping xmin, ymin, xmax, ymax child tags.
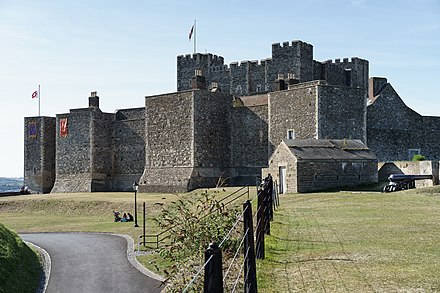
<box><xmin>155</xmin><ymin>192</ymin><xmax>241</xmax><ymax>292</ymax></box>
<box><xmin>412</xmin><ymin>154</ymin><xmax>426</xmax><ymax>161</ymax></box>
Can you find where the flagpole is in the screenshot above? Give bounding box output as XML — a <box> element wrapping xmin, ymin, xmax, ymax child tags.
<box><xmin>38</xmin><ymin>84</ymin><xmax>41</xmax><ymax>116</ymax></box>
<box><xmin>193</xmin><ymin>19</ymin><xmax>196</xmax><ymax>54</ymax></box>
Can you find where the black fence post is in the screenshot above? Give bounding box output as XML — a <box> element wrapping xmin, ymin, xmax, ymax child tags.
<box><xmin>204</xmin><ymin>242</ymin><xmax>224</xmax><ymax>293</ymax></box>
<box><xmin>243</xmin><ymin>200</ymin><xmax>257</xmax><ymax>293</ymax></box>
<box><xmin>256</xmin><ymin>188</ymin><xmax>265</xmax><ymax>259</ymax></box>
<box><xmin>143</xmin><ymin>202</ymin><xmax>146</xmax><ymax>247</ymax></box>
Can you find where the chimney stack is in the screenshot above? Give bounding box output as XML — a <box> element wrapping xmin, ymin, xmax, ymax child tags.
<box><xmin>89</xmin><ymin>91</ymin><xmax>99</xmax><ymax>108</ymax></box>
<box><xmin>191</xmin><ymin>69</ymin><xmax>206</xmax><ymax>90</ymax></box>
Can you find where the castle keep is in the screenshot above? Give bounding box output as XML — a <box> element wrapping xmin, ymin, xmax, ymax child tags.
<box><xmin>24</xmin><ymin>40</ymin><xmax>440</xmax><ymax>193</ymax></box>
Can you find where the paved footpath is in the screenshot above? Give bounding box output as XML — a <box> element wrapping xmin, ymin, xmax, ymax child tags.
<box><xmin>21</xmin><ymin>233</ymin><xmax>163</xmax><ymax>293</ymax></box>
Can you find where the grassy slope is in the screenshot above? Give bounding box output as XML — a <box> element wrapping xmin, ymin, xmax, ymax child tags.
<box><xmin>258</xmin><ymin>186</ymin><xmax>440</xmax><ymax>292</ymax></box>
<box><xmin>0</xmin><ymin>223</ymin><xmax>41</xmax><ymax>293</ymax></box>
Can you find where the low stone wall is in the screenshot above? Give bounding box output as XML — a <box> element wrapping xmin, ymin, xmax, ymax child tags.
<box><xmin>378</xmin><ymin>161</ymin><xmax>439</xmax><ymax>187</ymax></box>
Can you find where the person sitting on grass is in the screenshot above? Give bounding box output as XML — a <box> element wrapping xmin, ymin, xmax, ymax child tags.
<box><xmin>127</xmin><ymin>213</ymin><xmax>134</xmax><ymax>222</ymax></box>
<box><xmin>121</xmin><ymin>213</ymin><xmax>128</xmax><ymax>222</ymax></box>
<box><xmin>113</xmin><ymin>211</ymin><xmax>121</xmax><ymax>222</ymax></box>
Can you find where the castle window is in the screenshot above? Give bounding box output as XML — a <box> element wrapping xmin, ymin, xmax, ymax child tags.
<box><xmin>287</xmin><ymin>129</ymin><xmax>295</xmax><ymax>140</ymax></box>
<box><xmin>256</xmin><ymin>84</ymin><xmax>262</xmax><ymax>92</ymax></box>
<box><xmin>408</xmin><ymin>149</ymin><xmax>421</xmax><ymax>161</ymax></box>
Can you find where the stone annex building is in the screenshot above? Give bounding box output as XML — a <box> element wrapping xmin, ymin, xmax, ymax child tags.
<box><xmin>24</xmin><ymin>40</ymin><xmax>440</xmax><ymax>193</ymax></box>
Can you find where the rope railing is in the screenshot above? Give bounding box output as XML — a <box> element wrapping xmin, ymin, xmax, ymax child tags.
<box><xmin>231</xmin><ymin>246</ymin><xmax>250</xmax><ymax>292</ymax></box>
<box><xmin>223</xmin><ymin>227</ymin><xmax>248</xmax><ymax>281</ymax></box>
<box><xmin>162</xmin><ymin>176</ymin><xmax>276</xmax><ymax>292</ymax></box>
<box><xmin>182</xmin><ymin>254</ymin><xmax>214</xmax><ymax>293</ymax></box>
<box><xmin>219</xmin><ymin>206</ymin><xmax>247</xmax><ymax>248</ymax></box>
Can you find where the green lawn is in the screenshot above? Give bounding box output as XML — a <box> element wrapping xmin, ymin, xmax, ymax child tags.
<box><xmin>257</xmin><ymin>186</ymin><xmax>440</xmax><ymax>292</ymax></box>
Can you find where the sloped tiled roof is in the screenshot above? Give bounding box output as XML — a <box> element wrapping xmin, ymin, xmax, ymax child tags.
<box><xmin>283</xmin><ymin>139</ymin><xmax>377</xmax><ymax>161</ymax></box>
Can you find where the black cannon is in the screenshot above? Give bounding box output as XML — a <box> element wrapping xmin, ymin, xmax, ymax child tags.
<box><xmin>383</xmin><ymin>174</ymin><xmax>433</xmax><ymax>192</ymax></box>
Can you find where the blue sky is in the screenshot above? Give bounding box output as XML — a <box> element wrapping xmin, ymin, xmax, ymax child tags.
<box><xmin>0</xmin><ymin>0</ymin><xmax>439</xmax><ymax>177</ymax></box>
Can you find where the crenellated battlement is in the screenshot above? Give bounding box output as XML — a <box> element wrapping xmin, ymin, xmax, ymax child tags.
<box><xmin>177</xmin><ymin>53</ymin><xmax>225</xmax><ymax>64</ymax></box>
<box><xmin>230</xmin><ymin>59</ymin><xmax>267</xmax><ymax>69</ymax></box>
<box><xmin>271</xmin><ymin>40</ymin><xmax>311</xmax><ymax>50</ymax></box>
<box><xmin>322</xmin><ymin>57</ymin><xmax>368</xmax><ymax>65</ymax></box>
<box><xmin>177</xmin><ymin>39</ymin><xmax>368</xmax><ymax>94</ymax></box>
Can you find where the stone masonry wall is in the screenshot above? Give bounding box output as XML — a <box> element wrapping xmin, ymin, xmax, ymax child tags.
<box><xmin>297</xmin><ymin>159</ymin><xmax>378</xmax><ymax>192</ymax></box>
<box><xmin>113</xmin><ymin>108</ymin><xmax>145</xmax><ymax>191</ymax></box>
<box><xmin>262</xmin><ymin>142</ymin><xmax>298</xmax><ymax>193</ymax></box>
<box><xmin>318</xmin><ymin>85</ymin><xmax>367</xmax><ymax>142</ymax></box>
<box><xmin>177</xmin><ymin>40</ymin><xmax>366</xmax><ymax>97</ymax></box>
<box><xmin>230</xmin><ymin>96</ymin><xmax>269</xmax><ymax>185</ymax></box>
<box><xmin>269</xmin><ymin>82</ymin><xmax>319</xmax><ymax>154</ymax></box>
<box><xmin>90</xmin><ymin>110</ymin><xmax>114</xmax><ymax>191</ymax></box>
<box><xmin>367</xmin><ymin>84</ymin><xmax>440</xmax><ymax>162</ymax></box>
<box><xmin>139</xmin><ymin>91</ymin><xmax>195</xmax><ymax>192</ymax></box>
<box><xmin>52</xmin><ymin>109</ymin><xmax>93</xmax><ymax>193</ymax></box>
<box><xmin>24</xmin><ymin>116</ymin><xmax>56</xmax><ymax>193</ymax></box>
<box><xmin>193</xmin><ymin>91</ymin><xmax>231</xmax><ymax>168</ymax></box>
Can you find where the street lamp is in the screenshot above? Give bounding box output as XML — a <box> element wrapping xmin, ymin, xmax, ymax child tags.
<box><xmin>133</xmin><ymin>181</ymin><xmax>139</xmax><ymax>227</ymax></box>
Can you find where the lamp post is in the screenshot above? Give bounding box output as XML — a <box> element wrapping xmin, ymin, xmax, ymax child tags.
<box><xmin>133</xmin><ymin>181</ymin><xmax>139</xmax><ymax>227</ymax></box>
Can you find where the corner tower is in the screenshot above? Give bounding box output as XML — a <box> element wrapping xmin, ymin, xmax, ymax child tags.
<box><xmin>24</xmin><ymin>116</ymin><xmax>56</xmax><ymax>193</ymax></box>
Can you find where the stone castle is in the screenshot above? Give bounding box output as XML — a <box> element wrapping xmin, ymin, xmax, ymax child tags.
<box><xmin>24</xmin><ymin>40</ymin><xmax>440</xmax><ymax>193</ymax></box>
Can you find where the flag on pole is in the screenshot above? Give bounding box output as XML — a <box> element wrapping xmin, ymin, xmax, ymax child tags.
<box><xmin>189</xmin><ymin>24</ymin><xmax>194</xmax><ymax>41</ymax></box>
<box><xmin>32</xmin><ymin>90</ymin><xmax>38</xmax><ymax>99</ymax></box>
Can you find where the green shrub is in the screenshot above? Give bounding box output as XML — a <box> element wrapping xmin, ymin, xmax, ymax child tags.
<box><xmin>412</xmin><ymin>154</ymin><xmax>426</xmax><ymax>161</ymax></box>
<box><xmin>155</xmin><ymin>192</ymin><xmax>241</xmax><ymax>292</ymax></box>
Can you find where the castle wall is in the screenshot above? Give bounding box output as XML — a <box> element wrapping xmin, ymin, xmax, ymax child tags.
<box><xmin>317</xmin><ymin>85</ymin><xmax>367</xmax><ymax>142</ymax></box>
<box><xmin>24</xmin><ymin>116</ymin><xmax>56</xmax><ymax>193</ymax></box>
<box><xmin>193</xmin><ymin>90</ymin><xmax>231</xmax><ymax>168</ymax></box>
<box><xmin>112</xmin><ymin>108</ymin><xmax>145</xmax><ymax>191</ymax></box>
<box><xmin>270</xmin><ymin>41</ymin><xmax>313</xmax><ymax>83</ymax></box>
<box><xmin>230</xmin><ymin>95</ymin><xmax>269</xmax><ymax>185</ymax></box>
<box><xmin>51</xmin><ymin>107</ymin><xmax>115</xmax><ymax>193</ymax></box>
<box><xmin>52</xmin><ymin>109</ymin><xmax>93</xmax><ymax>193</ymax></box>
<box><xmin>139</xmin><ymin>91</ymin><xmax>195</xmax><ymax>192</ymax></box>
<box><xmin>321</xmin><ymin>58</ymin><xmax>369</xmax><ymax>88</ymax></box>
<box><xmin>90</xmin><ymin>111</ymin><xmax>114</xmax><ymax>191</ymax></box>
<box><xmin>177</xmin><ymin>54</ymin><xmax>229</xmax><ymax>93</ymax></box>
<box><xmin>230</xmin><ymin>62</ymin><xmax>248</xmax><ymax>95</ymax></box>
<box><xmin>366</xmin><ymin>83</ymin><xmax>440</xmax><ymax>162</ymax></box>
<box><xmin>268</xmin><ymin>82</ymin><xmax>319</xmax><ymax>154</ymax></box>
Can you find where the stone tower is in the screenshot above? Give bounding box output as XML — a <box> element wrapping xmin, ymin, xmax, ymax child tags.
<box><xmin>24</xmin><ymin>116</ymin><xmax>56</xmax><ymax>193</ymax></box>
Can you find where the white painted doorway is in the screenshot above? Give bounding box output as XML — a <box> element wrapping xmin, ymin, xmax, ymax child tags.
<box><xmin>279</xmin><ymin>166</ymin><xmax>287</xmax><ymax>194</ymax></box>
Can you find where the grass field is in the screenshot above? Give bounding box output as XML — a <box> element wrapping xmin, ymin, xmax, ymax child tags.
<box><xmin>257</xmin><ymin>186</ymin><xmax>440</xmax><ymax>292</ymax></box>
<box><xmin>2</xmin><ymin>186</ymin><xmax>440</xmax><ymax>292</ymax></box>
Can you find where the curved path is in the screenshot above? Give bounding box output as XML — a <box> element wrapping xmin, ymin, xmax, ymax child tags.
<box><xmin>21</xmin><ymin>233</ymin><xmax>163</xmax><ymax>293</ymax></box>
